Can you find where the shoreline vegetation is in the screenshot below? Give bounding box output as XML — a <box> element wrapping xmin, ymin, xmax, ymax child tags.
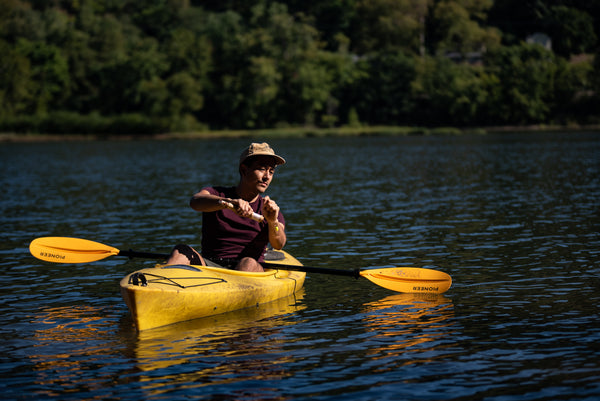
<box><xmin>2</xmin><ymin>124</ymin><xmax>599</xmax><ymax>143</ymax></box>
<box><xmin>2</xmin><ymin>2</ymin><xmax>599</xmax><ymax>141</ymax></box>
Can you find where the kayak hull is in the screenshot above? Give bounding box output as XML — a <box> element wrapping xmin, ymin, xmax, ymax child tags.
<box><xmin>120</xmin><ymin>250</ymin><xmax>306</xmax><ymax>331</ymax></box>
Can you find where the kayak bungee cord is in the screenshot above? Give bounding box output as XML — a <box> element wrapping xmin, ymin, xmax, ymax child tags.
<box><xmin>128</xmin><ymin>271</ymin><xmax>227</xmax><ymax>289</ymax></box>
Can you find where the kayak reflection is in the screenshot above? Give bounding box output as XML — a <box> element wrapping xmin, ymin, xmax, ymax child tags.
<box><xmin>132</xmin><ymin>290</ymin><xmax>305</xmax><ymax>389</ymax></box>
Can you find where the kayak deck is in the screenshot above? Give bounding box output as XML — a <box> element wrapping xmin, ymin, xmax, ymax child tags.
<box><xmin>120</xmin><ymin>250</ymin><xmax>306</xmax><ymax>331</ymax></box>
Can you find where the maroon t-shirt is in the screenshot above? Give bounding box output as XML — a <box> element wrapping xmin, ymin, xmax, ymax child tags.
<box><xmin>200</xmin><ymin>186</ymin><xmax>285</xmax><ymax>262</ymax></box>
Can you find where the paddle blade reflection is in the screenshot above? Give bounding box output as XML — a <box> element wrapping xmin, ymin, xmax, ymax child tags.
<box><xmin>362</xmin><ymin>293</ymin><xmax>455</xmax><ymax>361</ymax></box>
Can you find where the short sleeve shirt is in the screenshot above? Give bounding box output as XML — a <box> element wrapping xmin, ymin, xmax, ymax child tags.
<box><xmin>200</xmin><ymin>186</ymin><xmax>285</xmax><ymax>262</ymax></box>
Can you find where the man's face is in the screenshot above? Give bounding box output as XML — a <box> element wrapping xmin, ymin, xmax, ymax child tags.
<box><xmin>241</xmin><ymin>156</ymin><xmax>277</xmax><ymax>194</ymax></box>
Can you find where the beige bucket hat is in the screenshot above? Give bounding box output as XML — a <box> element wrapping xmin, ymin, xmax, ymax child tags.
<box><xmin>239</xmin><ymin>142</ymin><xmax>286</xmax><ymax>166</ymax></box>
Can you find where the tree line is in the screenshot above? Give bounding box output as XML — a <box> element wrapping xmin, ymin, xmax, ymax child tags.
<box><xmin>1</xmin><ymin>0</ymin><xmax>598</xmax><ymax>135</ymax></box>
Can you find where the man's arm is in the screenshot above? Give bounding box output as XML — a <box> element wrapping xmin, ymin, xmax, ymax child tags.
<box><xmin>189</xmin><ymin>190</ymin><xmax>227</xmax><ymax>212</ymax></box>
<box><xmin>191</xmin><ymin>189</ymin><xmax>257</xmax><ymax>220</ymax></box>
<box><xmin>262</xmin><ymin>196</ymin><xmax>286</xmax><ymax>250</ymax></box>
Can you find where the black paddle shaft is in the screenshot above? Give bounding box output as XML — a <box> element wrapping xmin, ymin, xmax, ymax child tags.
<box><xmin>118</xmin><ymin>250</ymin><xmax>170</xmax><ymax>259</ymax></box>
<box><xmin>261</xmin><ymin>262</ymin><xmax>361</xmax><ymax>279</ymax></box>
<box><xmin>118</xmin><ymin>249</ymin><xmax>361</xmax><ymax>279</ymax></box>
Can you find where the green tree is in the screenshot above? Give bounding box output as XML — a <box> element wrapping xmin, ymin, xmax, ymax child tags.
<box><xmin>552</xmin><ymin>55</ymin><xmax>595</xmax><ymax>123</ymax></box>
<box><xmin>351</xmin><ymin>0</ymin><xmax>431</xmax><ymax>55</ymax></box>
<box><xmin>353</xmin><ymin>51</ymin><xmax>416</xmax><ymax>125</ymax></box>
<box><xmin>103</xmin><ymin>36</ymin><xmax>169</xmax><ymax>114</ymax></box>
<box><xmin>15</xmin><ymin>38</ymin><xmax>70</xmax><ymax>114</ymax></box>
<box><xmin>258</xmin><ymin>4</ymin><xmax>351</xmax><ymax>127</ymax></box>
<box><xmin>412</xmin><ymin>55</ymin><xmax>494</xmax><ymax>126</ymax></box>
<box><xmin>1</xmin><ymin>0</ymin><xmax>598</xmax><ymax>132</ymax></box>
<box><xmin>543</xmin><ymin>6</ymin><xmax>596</xmax><ymax>57</ymax></box>
<box><xmin>201</xmin><ymin>2</ymin><xmax>347</xmax><ymax>128</ymax></box>
<box><xmin>286</xmin><ymin>0</ymin><xmax>358</xmax><ymax>51</ymax></box>
<box><xmin>489</xmin><ymin>0</ymin><xmax>599</xmax><ymax>53</ymax></box>
<box><xmin>125</xmin><ymin>0</ymin><xmax>187</xmax><ymax>39</ymax></box>
<box><xmin>0</xmin><ymin>39</ymin><xmax>33</xmax><ymax>117</ymax></box>
<box><xmin>429</xmin><ymin>0</ymin><xmax>501</xmax><ymax>56</ymax></box>
<box><xmin>1</xmin><ymin>0</ymin><xmax>44</xmax><ymax>42</ymax></box>
<box><xmin>318</xmin><ymin>33</ymin><xmax>362</xmax><ymax>126</ymax></box>
<box><xmin>198</xmin><ymin>10</ymin><xmax>246</xmax><ymax>127</ymax></box>
<box><xmin>243</xmin><ymin>56</ymin><xmax>282</xmax><ymax>127</ymax></box>
<box><xmin>161</xmin><ymin>28</ymin><xmax>212</xmax><ymax>128</ymax></box>
<box><xmin>483</xmin><ymin>43</ymin><xmax>559</xmax><ymax>124</ymax></box>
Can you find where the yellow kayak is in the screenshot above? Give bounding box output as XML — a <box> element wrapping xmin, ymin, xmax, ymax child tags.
<box><xmin>120</xmin><ymin>250</ymin><xmax>306</xmax><ymax>331</ymax></box>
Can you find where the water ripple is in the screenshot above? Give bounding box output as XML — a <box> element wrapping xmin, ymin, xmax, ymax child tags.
<box><xmin>1</xmin><ymin>133</ymin><xmax>599</xmax><ymax>400</ymax></box>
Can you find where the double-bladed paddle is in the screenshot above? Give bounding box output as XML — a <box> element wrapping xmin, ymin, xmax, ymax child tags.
<box><xmin>29</xmin><ymin>237</ymin><xmax>452</xmax><ymax>294</ymax></box>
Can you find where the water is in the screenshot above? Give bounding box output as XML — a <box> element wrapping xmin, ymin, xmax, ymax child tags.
<box><xmin>1</xmin><ymin>132</ymin><xmax>599</xmax><ymax>400</ymax></box>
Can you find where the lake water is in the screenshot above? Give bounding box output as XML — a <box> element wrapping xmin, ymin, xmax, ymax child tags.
<box><xmin>1</xmin><ymin>132</ymin><xmax>599</xmax><ymax>400</ymax></box>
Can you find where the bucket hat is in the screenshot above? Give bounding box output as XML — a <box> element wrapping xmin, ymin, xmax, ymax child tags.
<box><xmin>239</xmin><ymin>142</ymin><xmax>286</xmax><ymax>166</ymax></box>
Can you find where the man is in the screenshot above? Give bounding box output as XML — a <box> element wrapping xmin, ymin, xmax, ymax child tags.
<box><xmin>166</xmin><ymin>142</ymin><xmax>286</xmax><ymax>272</ymax></box>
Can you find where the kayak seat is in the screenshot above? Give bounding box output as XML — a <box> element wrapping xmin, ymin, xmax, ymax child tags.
<box><xmin>265</xmin><ymin>250</ymin><xmax>285</xmax><ymax>261</ymax></box>
<box><xmin>160</xmin><ymin>264</ymin><xmax>203</xmax><ymax>272</ymax></box>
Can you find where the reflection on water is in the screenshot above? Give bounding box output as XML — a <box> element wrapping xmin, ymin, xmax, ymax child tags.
<box><xmin>1</xmin><ymin>132</ymin><xmax>599</xmax><ymax>400</ymax></box>
<box><xmin>132</xmin><ymin>291</ymin><xmax>305</xmax><ymax>397</ymax></box>
<box><xmin>362</xmin><ymin>294</ymin><xmax>455</xmax><ymax>361</ymax></box>
<box><xmin>135</xmin><ymin>291</ymin><xmax>305</xmax><ymax>369</ymax></box>
<box><xmin>26</xmin><ymin>305</ymin><xmax>123</xmax><ymax>397</ymax></box>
